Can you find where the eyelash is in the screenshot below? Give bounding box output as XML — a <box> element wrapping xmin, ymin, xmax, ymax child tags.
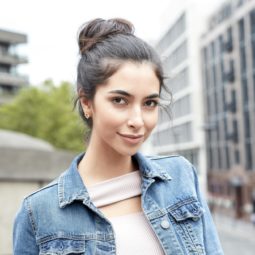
<box><xmin>112</xmin><ymin>97</ymin><xmax>127</xmax><ymax>105</ymax></box>
<box><xmin>111</xmin><ymin>97</ymin><xmax>159</xmax><ymax>108</ymax></box>
<box><xmin>144</xmin><ymin>100</ymin><xmax>159</xmax><ymax>107</ymax></box>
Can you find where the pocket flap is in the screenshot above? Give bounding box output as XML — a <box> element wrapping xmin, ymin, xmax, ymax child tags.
<box><xmin>40</xmin><ymin>238</ymin><xmax>85</xmax><ymax>255</ymax></box>
<box><xmin>168</xmin><ymin>198</ymin><xmax>204</xmax><ymax>222</ymax></box>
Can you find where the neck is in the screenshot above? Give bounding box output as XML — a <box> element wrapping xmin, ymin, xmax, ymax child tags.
<box><xmin>78</xmin><ymin>136</ymin><xmax>137</xmax><ymax>187</ymax></box>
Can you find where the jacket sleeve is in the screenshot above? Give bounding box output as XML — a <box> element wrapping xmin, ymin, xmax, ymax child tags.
<box><xmin>192</xmin><ymin>166</ymin><xmax>224</xmax><ymax>255</ymax></box>
<box><xmin>13</xmin><ymin>198</ymin><xmax>39</xmax><ymax>254</ymax></box>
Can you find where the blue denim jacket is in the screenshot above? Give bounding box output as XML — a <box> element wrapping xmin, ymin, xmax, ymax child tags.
<box><xmin>13</xmin><ymin>152</ymin><xmax>224</xmax><ymax>254</ymax></box>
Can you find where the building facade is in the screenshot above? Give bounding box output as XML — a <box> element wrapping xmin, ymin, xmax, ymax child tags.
<box><xmin>0</xmin><ymin>29</ymin><xmax>28</xmax><ymax>104</ymax></box>
<box><xmin>151</xmin><ymin>2</ymin><xmax>207</xmax><ymax>193</ymax></box>
<box><xmin>201</xmin><ymin>0</ymin><xmax>255</xmax><ymax>219</ymax></box>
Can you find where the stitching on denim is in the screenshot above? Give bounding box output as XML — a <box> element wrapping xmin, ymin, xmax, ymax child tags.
<box><xmin>167</xmin><ymin>197</ymin><xmax>198</xmax><ymax>212</ymax></box>
<box><xmin>37</xmin><ymin>232</ymin><xmax>115</xmax><ymax>244</ymax></box>
<box><xmin>148</xmin><ymin>155</ymin><xmax>181</xmax><ymax>160</ymax></box>
<box><xmin>24</xmin><ymin>181</ymin><xmax>58</xmax><ymax>200</ymax></box>
<box><xmin>168</xmin><ymin>212</ymin><xmax>205</xmax><ymax>254</ymax></box>
<box><xmin>183</xmin><ymin>221</ymin><xmax>204</xmax><ymax>254</ymax></box>
<box><xmin>151</xmin><ymin>215</ymin><xmax>185</xmax><ymax>255</ymax></box>
<box><xmin>58</xmin><ymin>173</ymin><xmax>65</xmax><ymax>207</ymax></box>
<box><xmin>24</xmin><ymin>198</ymin><xmax>37</xmax><ymax>236</ymax></box>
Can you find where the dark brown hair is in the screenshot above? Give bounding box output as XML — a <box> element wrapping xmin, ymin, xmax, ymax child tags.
<box><xmin>75</xmin><ymin>18</ymin><xmax>171</xmax><ymax>128</ymax></box>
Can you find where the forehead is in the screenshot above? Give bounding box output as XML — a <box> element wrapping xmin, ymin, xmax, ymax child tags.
<box><xmin>99</xmin><ymin>62</ymin><xmax>160</xmax><ymax>93</ymax></box>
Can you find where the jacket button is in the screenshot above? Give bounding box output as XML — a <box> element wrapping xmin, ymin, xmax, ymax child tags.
<box><xmin>160</xmin><ymin>219</ymin><xmax>170</xmax><ymax>229</ymax></box>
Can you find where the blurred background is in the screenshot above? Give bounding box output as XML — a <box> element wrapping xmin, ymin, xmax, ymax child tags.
<box><xmin>0</xmin><ymin>0</ymin><xmax>255</xmax><ymax>254</ymax></box>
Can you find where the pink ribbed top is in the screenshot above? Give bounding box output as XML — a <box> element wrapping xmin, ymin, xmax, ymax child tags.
<box><xmin>87</xmin><ymin>171</ymin><xmax>164</xmax><ymax>255</ymax></box>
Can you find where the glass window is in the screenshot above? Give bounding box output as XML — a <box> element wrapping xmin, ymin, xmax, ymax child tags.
<box><xmin>157</xmin><ymin>13</ymin><xmax>186</xmax><ymax>53</ymax></box>
<box><xmin>245</xmin><ymin>142</ymin><xmax>253</xmax><ymax>170</ymax></box>
<box><xmin>235</xmin><ymin>149</ymin><xmax>240</xmax><ymax>164</ymax></box>
<box><xmin>226</xmin><ymin>27</ymin><xmax>233</xmax><ymax>51</ymax></box>
<box><xmin>233</xmin><ymin>119</ymin><xmax>239</xmax><ymax>143</ymax></box>
<box><xmin>223</xmin><ymin>114</ymin><xmax>228</xmax><ymax>140</ymax></box>
<box><xmin>239</xmin><ymin>18</ymin><xmax>245</xmax><ymax>43</ymax></box>
<box><xmin>218</xmin><ymin>145</ymin><xmax>222</xmax><ymax>169</ymax></box>
<box><xmin>213</xmin><ymin>146</ymin><xmax>219</xmax><ymax>169</ymax></box>
<box><xmin>166</xmin><ymin>68</ymin><xmax>189</xmax><ymax>94</ymax></box>
<box><xmin>225</xmin><ymin>145</ymin><xmax>230</xmax><ymax>170</ymax></box>
<box><xmin>172</xmin><ymin>95</ymin><xmax>191</xmax><ymax>118</ymax></box>
<box><xmin>152</xmin><ymin>122</ymin><xmax>193</xmax><ymax>146</ymax></box>
<box><xmin>0</xmin><ymin>64</ymin><xmax>9</xmax><ymax>73</ymax></box>
<box><xmin>208</xmin><ymin>146</ymin><xmax>213</xmax><ymax>169</ymax></box>
<box><xmin>164</xmin><ymin>40</ymin><xmax>188</xmax><ymax>72</ymax></box>
<box><xmin>242</xmin><ymin>77</ymin><xmax>249</xmax><ymax>106</ymax></box>
<box><xmin>250</xmin><ymin>9</ymin><xmax>255</xmax><ymax>35</ymax></box>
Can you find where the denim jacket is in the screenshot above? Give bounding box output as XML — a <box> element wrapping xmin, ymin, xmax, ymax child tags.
<box><xmin>13</xmin><ymin>152</ymin><xmax>224</xmax><ymax>255</ymax></box>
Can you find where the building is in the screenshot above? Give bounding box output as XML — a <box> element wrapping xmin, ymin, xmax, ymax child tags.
<box><xmin>0</xmin><ymin>29</ymin><xmax>28</xmax><ymax>104</ymax></box>
<box><xmin>0</xmin><ymin>129</ymin><xmax>75</xmax><ymax>254</ymax></box>
<box><xmin>201</xmin><ymin>0</ymin><xmax>255</xmax><ymax>219</ymax></box>
<box><xmin>151</xmin><ymin>1</ymin><xmax>208</xmax><ymax>193</ymax></box>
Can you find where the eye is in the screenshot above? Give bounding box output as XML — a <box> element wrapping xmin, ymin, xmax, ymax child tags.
<box><xmin>112</xmin><ymin>97</ymin><xmax>127</xmax><ymax>105</ymax></box>
<box><xmin>144</xmin><ymin>100</ymin><xmax>158</xmax><ymax>108</ymax></box>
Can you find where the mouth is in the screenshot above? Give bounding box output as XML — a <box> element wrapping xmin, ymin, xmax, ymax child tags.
<box><xmin>117</xmin><ymin>133</ymin><xmax>144</xmax><ymax>144</ymax></box>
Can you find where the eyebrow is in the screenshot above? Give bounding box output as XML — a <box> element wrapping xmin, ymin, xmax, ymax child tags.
<box><xmin>108</xmin><ymin>90</ymin><xmax>160</xmax><ymax>99</ymax></box>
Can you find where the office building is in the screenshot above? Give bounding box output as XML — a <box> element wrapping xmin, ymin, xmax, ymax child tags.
<box><xmin>201</xmin><ymin>0</ymin><xmax>255</xmax><ymax>218</ymax></box>
<box><xmin>151</xmin><ymin>1</ymin><xmax>207</xmax><ymax>192</ymax></box>
<box><xmin>0</xmin><ymin>29</ymin><xmax>28</xmax><ymax>104</ymax></box>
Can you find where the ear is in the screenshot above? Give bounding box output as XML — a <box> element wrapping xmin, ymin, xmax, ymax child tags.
<box><xmin>78</xmin><ymin>88</ymin><xmax>92</xmax><ymax>115</ymax></box>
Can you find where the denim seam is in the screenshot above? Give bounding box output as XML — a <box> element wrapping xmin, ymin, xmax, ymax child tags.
<box><xmin>168</xmin><ymin>213</ymin><xmax>204</xmax><ymax>255</ymax></box>
<box><xmin>25</xmin><ymin>198</ymin><xmax>37</xmax><ymax>236</ymax></box>
<box><xmin>182</xmin><ymin>220</ymin><xmax>204</xmax><ymax>254</ymax></box>
<box><xmin>167</xmin><ymin>197</ymin><xmax>198</xmax><ymax>212</ymax></box>
<box><xmin>24</xmin><ymin>182</ymin><xmax>58</xmax><ymax>200</ymax></box>
<box><xmin>58</xmin><ymin>174</ymin><xmax>65</xmax><ymax>207</ymax></box>
<box><xmin>149</xmin><ymin>155</ymin><xmax>181</xmax><ymax>160</ymax></box>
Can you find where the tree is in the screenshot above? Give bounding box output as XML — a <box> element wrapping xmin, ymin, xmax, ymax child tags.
<box><xmin>0</xmin><ymin>81</ymin><xmax>88</xmax><ymax>152</ymax></box>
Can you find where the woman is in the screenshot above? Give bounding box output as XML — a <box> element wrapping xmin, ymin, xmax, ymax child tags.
<box><xmin>13</xmin><ymin>18</ymin><xmax>223</xmax><ymax>254</ymax></box>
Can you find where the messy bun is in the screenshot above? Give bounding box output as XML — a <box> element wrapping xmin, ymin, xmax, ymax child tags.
<box><xmin>75</xmin><ymin>18</ymin><xmax>171</xmax><ymax>131</ymax></box>
<box><xmin>78</xmin><ymin>18</ymin><xmax>135</xmax><ymax>54</ymax></box>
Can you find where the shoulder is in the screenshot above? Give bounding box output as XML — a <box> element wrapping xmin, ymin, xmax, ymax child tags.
<box><xmin>147</xmin><ymin>154</ymin><xmax>195</xmax><ymax>170</ymax></box>
<box><xmin>26</xmin><ymin>178</ymin><xmax>58</xmax><ymax>200</ymax></box>
<box><xmin>146</xmin><ymin>154</ymin><xmax>197</xmax><ymax>181</ymax></box>
<box><xmin>23</xmin><ymin>170</ymin><xmax>66</xmax><ymax>208</ymax></box>
<box><xmin>147</xmin><ymin>154</ymin><xmax>191</xmax><ymax>164</ymax></box>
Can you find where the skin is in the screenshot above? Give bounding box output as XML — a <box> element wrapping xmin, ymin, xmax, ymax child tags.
<box><xmin>78</xmin><ymin>61</ymin><xmax>160</xmax><ymax>217</ymax></box>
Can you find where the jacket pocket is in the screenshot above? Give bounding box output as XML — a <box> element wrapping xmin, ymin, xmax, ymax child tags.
<box><xmin>167</xmin><ymin>197</ymin><xmax>205</xmax><ymax>255</ymax></box>
<box><xmin>168</xmin><ymin>197</ymin><xmax>204</xmax><ymax>222</ymax></box>
<box><xmin>39</xmin><ymin>238</ymin><xmax>85</xmax><ymax>255</ymax></box>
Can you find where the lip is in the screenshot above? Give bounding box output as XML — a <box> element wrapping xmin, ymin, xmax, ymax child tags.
<box><xmin>118</xmin><ymin>133</ymin><xmax>144</xmax><ymax>144</ymax></box>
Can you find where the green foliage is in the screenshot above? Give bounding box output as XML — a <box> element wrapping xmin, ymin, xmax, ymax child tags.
<box><xmin>0</xmin><ymin>80</ymin><xmax>88</xmax><ymax>152</ymax></box>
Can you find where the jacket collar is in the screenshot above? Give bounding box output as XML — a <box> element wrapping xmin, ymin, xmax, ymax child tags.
<box><xmin>134</xmin><ymin>152</ymin><xmax>172</xmax><ymax>180</ymax></box>
<box><xmin>58</xmin><ymin>152</ymin><xmax>172</xmax><ymax>208</ymax></box>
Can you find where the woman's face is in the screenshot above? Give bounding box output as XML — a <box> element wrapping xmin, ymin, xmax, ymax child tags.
<box><xmin>83</xmin><ymin>61</ymin><xmax>160</xmax><ymax>156</ymax></box>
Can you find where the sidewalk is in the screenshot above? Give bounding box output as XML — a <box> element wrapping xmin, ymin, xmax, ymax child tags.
<box><xmin>213</xmin><ymin>213</ymin><xmax>255</xmax><ymax>255</ymax></box>
<box><xmin>213</xmin><ymin>213</ymin><xmax>255</xmax><ymax>240</ymax></box>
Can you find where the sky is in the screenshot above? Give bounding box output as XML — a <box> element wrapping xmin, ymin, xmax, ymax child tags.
<box><xmin>0</xmin><ymin>0</ymin><xmax>223</xmax><ymax>86</ymax></box>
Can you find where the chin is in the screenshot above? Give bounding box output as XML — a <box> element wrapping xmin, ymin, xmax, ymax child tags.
<box><xmin>115</xmin><ymin>146</ymin><xmax>141</xmax><ymax>157</ymax></box>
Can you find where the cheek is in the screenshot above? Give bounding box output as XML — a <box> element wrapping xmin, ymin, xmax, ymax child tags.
<box><xmin>144</xmin><ymin>111</ymin><xmax>158</xmax><ymax>131</ymax></box>
<box><xmin>94</xmin><ymin>108</ymin><xmax>126</xmax><ymax>131</ymax></box>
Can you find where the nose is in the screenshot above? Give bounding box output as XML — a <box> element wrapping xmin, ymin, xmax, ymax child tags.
<box><xmin>127</xmin><ymin>106</ymin><xmax>144</xmax><ymax>129</ymax></box>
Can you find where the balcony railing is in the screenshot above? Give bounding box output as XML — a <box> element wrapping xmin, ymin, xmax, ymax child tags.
<box><xmin>0</xmin><ymin>52</ymin><xmax>28</xmax><ymax>65</ymax></box>
<box><xmin>0</xmin><ymin>72</ymin><xmax>28</xmax><ymax>86</ymax></box>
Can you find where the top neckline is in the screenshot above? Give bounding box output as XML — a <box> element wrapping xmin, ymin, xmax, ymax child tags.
<box><xmin>87</xmin><ymin>170</ymin><xmax>142</xmax><ymax>207</ymax></box>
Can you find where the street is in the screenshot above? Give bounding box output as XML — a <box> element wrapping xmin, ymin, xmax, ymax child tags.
<box><xmin>214</xmin><ymin>214</ymin><xmax>255</xmax><ymax>255</ymax></box>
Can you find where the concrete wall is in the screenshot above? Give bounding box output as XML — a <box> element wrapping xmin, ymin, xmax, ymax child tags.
<box><xmin>0</xmin><ymin>146</ymin><xmax>76</xmax><ymax>254</ymax></box>
<box><xmin>0</xmin><ymin>181</ymin><xmax>41</xmax><ymax>255</ymax></box>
